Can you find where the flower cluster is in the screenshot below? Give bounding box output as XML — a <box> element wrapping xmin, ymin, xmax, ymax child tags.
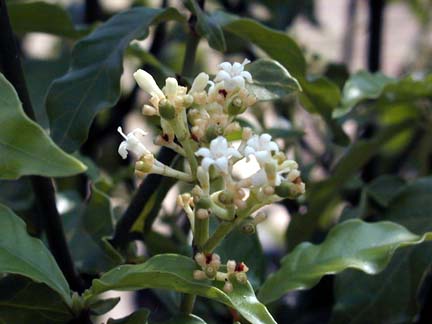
<box><xmin>117</xmin><ymin>59</ymin><xmax>305</xmax><ymax>293</ymax></box>
<box><xmin>193</xmin><ymin>252</ymin><xmax>249</xmax><ymax>293</ymax></box>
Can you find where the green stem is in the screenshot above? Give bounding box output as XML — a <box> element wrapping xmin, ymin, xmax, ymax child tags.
<box><xmin>178</xmin><ymin>0</ymin><xmax>205</xmax><ymax>315</ymax></box>
<box><xmin>203</xmin><ymin>221</ymin><xmax>235</xmax><ymax>253</ymax></box>
<box><xmin>194</xmin><ymin>217</ymin><xmax>209</xmax><ymax>249</ymax></box>
<box><xmin>180</xmin><ymin>294</ymin><xmax>196</xmax><ymax>315</ymax></box>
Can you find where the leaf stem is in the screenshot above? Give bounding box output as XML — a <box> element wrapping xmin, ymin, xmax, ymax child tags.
<box><xmin>179</xmin><ymin>294</ymin><xmax>197</xmax><ymax>315</ymax></box>
<box><xmin>0</xmin><ymin>0</ymin><xmax>85</xmax><ymax>293</ymax></box>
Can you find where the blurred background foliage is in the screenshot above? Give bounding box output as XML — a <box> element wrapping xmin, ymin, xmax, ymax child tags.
<box><xmin>1</xmin><ymin>0</ymin><xmax>432</xmax><ymax>323</ymax></box>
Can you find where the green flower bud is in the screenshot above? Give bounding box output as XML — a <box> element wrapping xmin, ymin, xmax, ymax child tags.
<box><xmin>240</xmin><ymin>221</ymin><xmax>256</xmax><ymax>235</ymax></box>
<box><xmin>196</xmin><ymin>196</ymin><xmax>212</xmax><ymax>209</ymax></box>
<box><xmin>159</xmin><ymin>99</ymin><xmax>176</xmax><ymax>120</ymax></box>
<box><xmin>226</xmin><ymin>95</ymin><xmax>246</xmax><ymax>115</ymax></box>
<box><xmin>275</xmin><ymin>181</ymin><xmax>300</xmax><ymax>199</ymax></box>
<box><xmin>205</xmin><ymin>125</ymin><xmax>220</xmax><ymax>142</ymax></box>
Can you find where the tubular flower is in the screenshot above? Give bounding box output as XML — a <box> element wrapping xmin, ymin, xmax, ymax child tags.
<box><xmin>195</xmin><ymin>136</ymin><xmax>241</xmax><ymax>174</ymax></box>
<box><xmin>117</xmin><ymin>127</ymin><xmax>149</xmax><ymax>159</ymax></box>
<box><xmin>214</xmin><ymin>58</ymin><xmax>252</xmax><ymax>91</ymax></box>
<box><xmin>243</xmin><ymin>133</ymin><xmax>279</xmax><ymax>165</ymax></box>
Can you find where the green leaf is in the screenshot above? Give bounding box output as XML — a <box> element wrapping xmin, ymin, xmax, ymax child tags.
<box><xmin>87</xmin><ymin>297</ymin><xmax>120</xmax><ymax>316</ymax></box>
<box><xmin>188</xmin><ymin>0</ymin><xmax>226</xmax><ymax>51</ymax></box>
<box><xmin>245</xmin><ymin>58</ymin><xmax>301</xmax><ymax>101</ymax></box>
<box><xmin>286</xmin><ymin>121</ymin><xmax>413</xmax><ymax>250</ymax></box>
<box><xmin>0</xmin><ymin>203</ymin><xmax>71</xmax><ymax>305</ymax></box>
<box><xmin>23</xmin><ymin>56</ymin><xmax>71</xmax><ymax>129</ymax></box>
<box><xmin>258</xmin><ymin>219</ymin><xmax>432</xmax><ymax>304</ymax></box>
<box><xmin>213</xmin><ymin>11</ymin><xmax>305</xmax><ymax>78</ymax></box>
<box><xmin>157</xmin><ymin>314</ymin><xmax>207</xmax><ymax>324</ymax></box>
<box><xmin>334</xmin><ymin>71</ymin><xmax>396</xmax><ymax>117</ymax></box>
<box><xmin>215</xmin><ymin>227</ymin><xmax>265</xmax><ymax>290</ymax></box>
<box><xmin>365</xmin><ymin>175</ymin><xmax>406</xmax><ymax>207</ymax></box>
<box><xmin>300</xmin><ymin>76</ymin><xmax>349</xmax><ymax>145</ymax></box>
<box><xmin>107</xmin><ymin>308</ymin><xmax>150</xmax><ymax>324</ymax></box>
<box><xmin>87</xmin><ymin>254</ymin><xmax>276</xmax><ymax>324</ymax></box>
<box><xmin>331</xmin><ymin>177</ymin><xmax>432</xmax><ymax>323</ymax></box>
<box><xmin>8</xmin><ymin>1</ymin><xmax>86</xmax><ymax>38</ymax></box>
<box><xmin>0</xmin><ymin>275</ymin><xmax>73</xmax><ymax>324</ymax></box>
<box><xmin>46</xmin><ymin>7</ymin><xmax>186</xmax><ymax>152</ymax></box>
<box><xmin>0</xmin><ymin>73</ymin><xmax>86</xmax><ymax>179</ymax></box>
<box><xmin>69</xmin><ymin>185</ymin><xmax>122</xmax><ymax>273</ymax></box>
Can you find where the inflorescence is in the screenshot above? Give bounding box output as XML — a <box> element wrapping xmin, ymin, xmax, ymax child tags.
<box><xmin>118</xmin><ymin>59</ymin><xmax>305</xmax><ymax>292</ymax></box>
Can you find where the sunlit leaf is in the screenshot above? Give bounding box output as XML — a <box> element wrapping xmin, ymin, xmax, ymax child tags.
<box><xmin>259</xmin><ymin>219</ymin><xmax>432</xmax><ymax>304</ymax></box>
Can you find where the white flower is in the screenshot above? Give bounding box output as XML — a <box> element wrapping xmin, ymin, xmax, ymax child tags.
<box><xmin>244</xmin><ymin>134</ymin><xmax>279</xmax><ymax>165</ymax></box>
<box><xmin>250</xmin><ymin>159</ymin><xmax>300</xmax><ymax>187</ymax></box>
<box><xmin>195</xmin><ymin>136</ymin><xmax>241</xmax><ymax>174</ymax></box>
<box><xmin>214</xmin><ymin>59</ymin><xmax>252</xmax><ymax>91</ymax></box>
<box><xmin>117</xmin><ymin>126</ymin><xmax>149</xmax><ymax>159</ymax></box>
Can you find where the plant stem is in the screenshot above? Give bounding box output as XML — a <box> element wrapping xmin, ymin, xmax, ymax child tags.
<box><xmin>179</xmin><ymin>294</ymin><xmax>197</xmax><ymax>315</ymax></box>
<box><xmin>0</xmin><ymin>0</ymin><xmax>85</xmax><ymax>294</ymax></box>
<box><xmin>179</xmin><ymin>0</ymin><xmax>205</xmax><ymax>315</ymax></box>
<box><xmin>203</xmin><ymin>221</ymin><xmax>234</xmax><ymax>253</ymax></box>
<box><xmin>111</xmin><ymin>147</ymin><xmax>176</xmax><ymax>250</ymax></box>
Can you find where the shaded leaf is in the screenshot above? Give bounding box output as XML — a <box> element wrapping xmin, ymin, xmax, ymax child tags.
<box><xmin>0</xmin><ymin>73</ymin><xmax>86</xmax><ymax>179</ymax></box>
<box><xmin>300</xmin><ymin>76</ymin><xmax>349</xmax><ymax>145</ymax></box>
<box><xmin>87</xmin><ymin>254</ymin><xmax>276</xmax><ymax>324</ymax></box>
<box><xmin>107</xmin><ymin>308</ymin><xmax>150</xmax><ymax>324</ymax></box>
<box><xmin>46</xmin><ymin>7</ymin><xmax>185</xmax><ymax>152</ymax></box>
<box><xmin>0</xmin><ymin>203</ymin><xmax>71</xmax><ymax>305</ymax></box>
<box><xmin>8</xmin><ymin>1</ymin><xmax>86</xmax><ymax>38</ymax></box>
<box><xmin>69</xmin><ymin>186</ymin><xmax>122</xmax><ymax>273</ymax></box>
<box><xmin>335</xmin><ymin>71</ymin><xmax>395</xmax><ymax>117</ymax></box>
<box><xmin>365</xmin><ymin>175</ymin><xmax>406</xmax><ymax>207</ymax></box>
<box><xmin>0</xmin><ymin>275</ymin><xmax>73</xmax><ymax>324</ymax></box>
<box><xmin>331</xmin><ymin>177</ymin><xmax>432</xmax><ymax>323</ymax></box>
<box><xmin>157</xmin><ymin>314</ymin><xmax>207</xmax><ymax>324</ymax></box>
<box><xmin>245</xmin><ymin>58</ymin><xmax>301</xmax><ymax>101</ymax></box>
<box><xmin>88</xmin><ymin>297</ymin><xmax>120</xmax><ymax>316</ymax></box>
<box><xmin>187</xmin><ymin>0</ymin><xmax>226</xmax><ymax>51</ymax></box>
<box><xmin>259</xmin><ymin>219</ymin><xmax>432</xmax><ymax>304</ymax></box>
<box><xmin>286</xmin><ymin>121</ymin><xmax>413</xmax><ymax>250</ymax></box>
<box><xmin>213</xmin><ymin>11</ymin><xmax>305</xmax><ymax>78</ymax></box>
<box><xmin>23</xmin><ymin>56</ymin><xmax>70</xmax><ymax>129</ymax></box>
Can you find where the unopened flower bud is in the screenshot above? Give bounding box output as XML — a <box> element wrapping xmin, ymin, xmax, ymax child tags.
<box><xmin>263</xmin><ymin>185</ymin><xmax>275</xmax><ymax>195</ymax></box>
<box><xmin>135</xmin><ymin>153</ymin><xmax>154</xmax><ymax>173</ymax></box>
<box><xmin>196</xmin><ymin>208</ymin><xmax>209</xmax><ymax>220</ymax></box>
<box><xmin>190</xmin><ymin>72</ymin><xmax>209</xmax><ymax>94</ymax></box>
<box><xmin>275</xmin><ymin>181</ymin><xmax>300</xmax><ymax>199</ymax></box>
<box><xmin>287</xmin><ymin>169</ymin><xmax>301</xmax><ymax>182</ymax></box>
<box><xmin>235</xmin><ymin>272</ymin><xmax>248</xmax><ymax>284</ymax></box>
<box><xmin>142</xmin><ymin>104</ymin><xmax>158</xmax><ymax>116</ymax></box>
<box><xmin>223</xmin><ymin>281</ymin><xmax>233</xmax><ymax>293</ymax></box>
<box><xmin>205</xmin><ymin>265</ymin><xmax>217</xmax><ymax>278</ymax></box>
<box><xmin>205</xmin><ymin>125</ymin><xmax>220</xmax><ymax>142</ymax></box>
<box><xmin>193</xmin><ymin>270</ymin><xmax>207</xmax><ymax>280</ymax></box>
<box><xmin>164</xmin><ymin>77</ymin><xmax>178</xmax><ymax>101</ymax></box>
<box><xmin>218</xmin><ymin>191</ymin><xmax>234</xmax><ymax>205</ymax></box>
<box><xmin>227</xmin><ymin>260</ymin><xmax>236</xmax><ymax>273</ymax></box>
<box><xmin>227</xmin><ymin>95</ymin><xmax>246</xmax><ymax>115</ymax></box>
<box><xmin>158</xmin><ymin>100</ymin><xmax>176</xmax><ymax>120</ymax></box>
<box><xmin>134</xmin><ymin>69</ymin><xmax>164</xmax><ymax>99</ymax></box>
<box><xmin>194</xmin><ymin>253</ymin><xmax>206</xmax><ymax>267</ymax></box>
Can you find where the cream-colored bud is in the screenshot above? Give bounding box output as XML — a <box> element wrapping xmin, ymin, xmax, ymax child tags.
<box><xmin>205</xmin><ymin>265</ymin><xmax>217</xmax><ymax>278</ymax></box>
<box><xmin>216</xmin><ymin>272</ymin><xmax>228</xmax><ymax>282</ymax></box>
<box><xmin>193</xmin><ymin>270</ymin><xmax>207</xmax><ymax>280</ymax></box>
<box><xmin>287</xmin><ymin>169</ymin><xmax>301</xmax><ymax>182</ymax></box>
<box><xmin>135</xmin><ymin>153</ymin><xmax>154</xmax><ymax>173</ymax></box>
<box><xmin>164</xmin><ymin>77</ymin><xmax>178</xmax><ymax>101</ymax></box>
<box><xmin>263</xmin><ymin>185</ymin><xmax>275</xmax><ymax>196</ymax></box>
<box><xmin>223</xmin><ymin>281</ymin><xmax>233</xmax><ymax>294</ymax></box>
<box><xmin>194</xmin><ymin>253</ymin><xmax>206</xmax><ymax>267</ymax></box>
<box><xmin>190</xmin><ymin>72</ymin><xmax>209</xmax><ymax>94</ymax></box>
<box><xmin>142</xmin><ymin>104</ymin><xmax>158</xmax><ymax>116</ymax></box>
<box><xmin>223</xmin><ymin>281</ymin><xmax>233</xmax><ymax>293</ymax></box>
<box><xmin>235</xmin><ymin>272</ymin><xmax>248</xmax><ymax>284</ymax></box>
<box><xmin>227</xmin><ymin>260</ymin><xmax>236</xmax><ymax>273</ymax></box>
<box><xmin>196</xmin><ymin>208</ymin><xmax>209</xmax><ymax>220</ymax></box>
<box><xmin>183</xmin><ymin>94</ymin><xmax>194</xmax><ymax>107</ymax></box>
<box><xmin>134</xmin><ymin>69</ymin><xmax>164</xmax><ymax>99</ymax></box>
